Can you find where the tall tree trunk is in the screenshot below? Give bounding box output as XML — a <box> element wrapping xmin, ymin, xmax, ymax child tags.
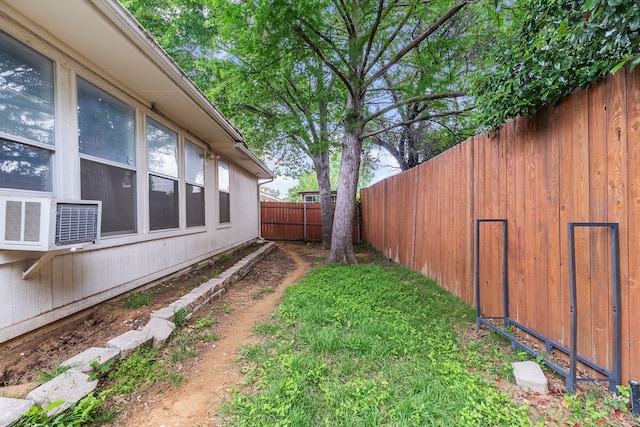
<box><xmin>311</xmin><ymin>152</ymin><xmax>333</xmax><ymax>249</ymax></box>
<box><xmin>328</xmin><ymin>126</ymin><xmax>362</xmax><ymax>264</ymax></box>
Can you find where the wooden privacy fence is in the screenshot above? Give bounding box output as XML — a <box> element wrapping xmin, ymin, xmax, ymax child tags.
<box><xmin>260</xmin><ymin>202</ymin><xmax>360</xmax><ymax>242</ymax></box>
<box><xmin>360</xmin><ymin>66</ymin><xmax>640</xmax><ymax>386</ymax></box>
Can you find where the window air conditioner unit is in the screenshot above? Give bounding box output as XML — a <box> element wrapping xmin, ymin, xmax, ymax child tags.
<box><xmin>0</xmin><ymin>197</ymin><xmax>101</xmax><ymax>251</ymax></box>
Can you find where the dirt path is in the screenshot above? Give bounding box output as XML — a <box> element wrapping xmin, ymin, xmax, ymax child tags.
<box><xmin>117</xmin><ymin>243</ymin><xmax>312</xmax><ymax>426</ymax></box>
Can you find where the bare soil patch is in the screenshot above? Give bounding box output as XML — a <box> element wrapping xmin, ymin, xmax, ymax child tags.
<box><xmin>0</xmin><ymin>241</ymin><xmax>273</xmax><ymax>392</ymax></box>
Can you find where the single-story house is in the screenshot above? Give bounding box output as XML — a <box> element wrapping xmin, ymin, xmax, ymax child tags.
<box><xmin>0</xmin><ymin>0</ymin><xmax>273</xmax><ymax>343</ymax></box>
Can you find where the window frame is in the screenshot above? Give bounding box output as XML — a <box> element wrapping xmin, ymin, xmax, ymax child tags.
<box><xmin>184</xmin><ymin>139</ymin><xmax>205</xmax><ymax>228</ymax></box>
<box><xmin>146</xmin><ymin>117</ymin><xmax>180</xmax><ymax>231</ymax></box>
<box><xmin>0</xmin><ymin>29</ymin><xmax>56</xmax><ymax>194</ymax></box>
<box><xmin>77</xmin><ymin>76</ymin><xmax>137</xmax><ymax>236</ymax></box>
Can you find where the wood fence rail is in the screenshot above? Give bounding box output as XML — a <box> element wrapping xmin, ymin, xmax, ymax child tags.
<box><xmin>360</xmin><ymin>66</ymin><xmax>640</xmax><ymax>385</ymax></box>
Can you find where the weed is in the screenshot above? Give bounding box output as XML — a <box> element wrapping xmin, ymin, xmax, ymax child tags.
<box><xmin>194</xmin><ymin>315</ymin><xmax>215</xmax><ymax>329</ymax></box>
<box><xmin>252</xmin><ymin>321</ymin><xmax>280</xmax><ymax>336</ymax></box>
<box><xmin>38</xmin><ymin>362</ymin><xmax>70</xmax><ymax>383</ymax></box>
<box><xmin>218</xmin><ymin>253</ymin><xmax>231</xmax><ymax>263</ymax></box>
<box><xmin>173</xmin><ymin>308</ymin><xmax>192</xmax><ymax>327</ymax></box>
<box><xmin>223</xmin><ymin>303</ymin><xmax>234</xmax><ymax>313</ymax></box>
<box><xmin>238</xmin><ymin>344</ymin><xmax>269</xmax><ymax>362</ymax></box>
<box><xmin>169</xmin><ymin>331</ymin><xmax>199</xmax><ymax>363</ymax></box>
<box><xmin>88</xmin><ymin>358</ymin><xmax>116</xmax><ymax>381</ymax></box>
<box><xmin>122</xmin><ymin>290</ymin><xmax>154</xmax><ymax>308</ymax></box>
<box><xmin>108</xmin><ymin>347</ymin><xmax>166</xmax><ymax>395</ymax></box>
<box><xmin>168</xmin><ymin>372</ymin><xmax>184</xmax><ymax>386</ymax></box>
<box><xmin>15</xmin><ymin>390</ymin><xmax>111</xmax><ymax>426</ymax></box>
<box><xmin>200</xmin><ymin>331</ymin><xmax>219</xmax><ymax>342</ymax></box>
<box><xmin>176</xmin><ymin>290</ymin><xmax>186</xmax><ymax>297</ymax></box>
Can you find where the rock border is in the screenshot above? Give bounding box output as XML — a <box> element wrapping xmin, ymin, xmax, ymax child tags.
<box><xmin>0</xmin><ymin>240</ymin><xmax>276</xmax><ymax>427</ymax></box>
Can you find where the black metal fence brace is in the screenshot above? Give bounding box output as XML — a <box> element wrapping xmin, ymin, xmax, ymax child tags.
<box><xmin>475</xmin><ymin>219</ymin><xmax>621</xmax><ymax>393</ymax></box>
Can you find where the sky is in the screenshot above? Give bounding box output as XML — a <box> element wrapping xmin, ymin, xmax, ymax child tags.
<box><xmin>264</xmin><ymin>147</ymin><xmax>401</xmax><ymax>199</ymax></box>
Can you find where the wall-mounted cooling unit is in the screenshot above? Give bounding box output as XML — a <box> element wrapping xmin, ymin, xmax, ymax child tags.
<box><xmin>0</xmin><ymin>197</ymin><xmax>102</xmax><ymax>251</ymax></box>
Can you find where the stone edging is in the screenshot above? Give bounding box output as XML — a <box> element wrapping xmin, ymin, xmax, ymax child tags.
<box><xmin>0</xmin><ymin>241</ymin><xmax>276</xmax><ymax>426</ymax></box>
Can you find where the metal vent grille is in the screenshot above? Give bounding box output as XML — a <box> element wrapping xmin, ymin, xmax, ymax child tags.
<box><xmin>5</xmin><ymin>200</ymin><xmax>23</xmax><ymax>241</ymax></box>
<box><xmin>4</xmin><ymin>200</ymin><xmax>42</xmax><ymax>242</ymax></box>
<box><xmin>24</xmin><ymin>202</ymin><xmax>42</xmax><ymax>242</ymax></box>
<box><xmin>55</xmin><ymin>203</ymin><xmax>99</xmax><ymax>246</ymax></box>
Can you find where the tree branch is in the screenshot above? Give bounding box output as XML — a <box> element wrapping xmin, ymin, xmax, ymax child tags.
<box><xmin>293</xmin><ymin>26</ymin><xmax>356</xmax><ymax>99</ymax></box>
<box><xmin>362</xmin><ymin>106</ymin><xmax>474</xmax><ymax>139</ymax></box>
<box><xmin>364</xmin><ymin>91</ymin><xmax>467</xmax><ymax>124</ymax></box>
<box><xmin>362</xmin><ymin>0</ymin><xmax>387</xmax><ymax>73</ymax></box>
<box><xmin>363</xmin><ymin>0</ymin><xmax>469</xmax><ymax>90</ymax></box>
<box><xmin>363</xmin><ymin>0</ymin><xmax>416</xmax><ymax>77</ymax></box>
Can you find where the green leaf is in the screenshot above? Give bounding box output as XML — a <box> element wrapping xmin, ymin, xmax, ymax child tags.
<box><xmin>583</xmin><ymin>0</ymin><xmax>597</xmax><ymax>11</ymax></box>
<box><xmin>610</xmin><ymin>59</ymin><xmax>627</xmax><ymax>74</ymax></box>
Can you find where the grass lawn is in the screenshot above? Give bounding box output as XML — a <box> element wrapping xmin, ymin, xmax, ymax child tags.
<box><xmin>222</xmin><ymin>260</ymin><xmax>533</xmax><ymax>426</ymax></box>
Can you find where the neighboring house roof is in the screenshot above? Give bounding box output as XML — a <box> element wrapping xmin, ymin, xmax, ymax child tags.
<box><xmin>259</xmin><ymin>191</ymin><xmax>282</xmax><ymax>202</ymax></box>
<box><xmin>2</xmin><ymin>0</ymin><xmax>273</xmax><ymax>180</ymax></box>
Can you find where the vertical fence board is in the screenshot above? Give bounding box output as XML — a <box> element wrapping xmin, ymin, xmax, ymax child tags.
<box><xmin>626</xmin><ymin>65</ymin><xmax>640</xmax><ymax>383</ymax></box>
<box><xmin>461</xmin><ymin>142</ymin><xmax>475</xmax><ymax>301</ymax></box>
<box><xmin>572</xmin><ymin>88</ymin><xmax>593</xmax><ymax>360</ymax></box>
<box><xmin>514</xmin><ymin>117</ymin><xmax>528</xmax><ymax>327</ymax></box>
<box><xmin>588</xmin><ymin>80</ymin><xmax>611</xmax><ymax>373</ymax></box>
<box><xmin>523</xmin><ymin>115</ymin><xmax>538</xmax><ymax>331</ymax></box>
<box><xmin>606</xmin><ymin>68</ymin><xmax>629</xmax><ymax>382</ymax></box>
<box><xmin>558</xmin><ymin>96</ymin><xmax>574</xmax><ymax>348</ymax></box>
<box><xmin>533</xmin><ymin>112</ymin><xmax>550</xmax><ymax>338</ymax></box>
<box><xmin>504</xmin><ymin>121</ymin><xmax>518</xmax><ymax>321</ymax></box>
<box><xmin>545</xmin><ymin>104</ymin><xmax>563</xmax><ymax>347</ymax></box>
<box><xmin>489</xmin><ymin>133</ymin><xmax>502</xmax><ymax>318</ymax></box>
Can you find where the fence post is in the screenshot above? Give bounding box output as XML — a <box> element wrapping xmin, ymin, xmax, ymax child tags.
<box><xmin>303</xmin><ymin>203</ymin><xmax>307</xmax><ymax>242</ymax></box>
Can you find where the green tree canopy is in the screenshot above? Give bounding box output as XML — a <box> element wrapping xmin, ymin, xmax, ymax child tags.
<box><xmin>471</xmin><ymin>0</ymin><xmax>640</xmax><ymax>129</ymax></box>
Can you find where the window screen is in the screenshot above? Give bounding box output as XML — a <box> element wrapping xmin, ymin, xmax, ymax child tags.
<box><xmin>218</xmin><ymin>160</ymin><xmax>230</xmax><ymax>224</ymax></box>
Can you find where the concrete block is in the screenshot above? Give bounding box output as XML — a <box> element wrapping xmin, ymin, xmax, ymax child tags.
<box><xmin>0</xmin><ymin>397</ymin><xmax>34</xmax><ymax>427</ymax></box>
<box><xmin>150</xmin><ymin>306</ymin><xmax>175</xmax><ymax>320</ymax></box>
<box><xmin>106</xmin><ymin>330</ymin><xmax>152</xmax><ymax>356</ymax></box>
<box><xmin>512</xmin><ymin>361</ymin><xmax>548</xmax><ymax>394</ymax></box>
<box><xmin>26</xmin><ymin>370</ymin><xmax>98</xmax><ymax>417</ymax></box>
<box><xmin>200</xmin><ymin>278</ymin><xmax>224</xmax><ymax>295</ymax></box>
<box><xmin>169</xmin><ymin>294</ymin><xmax>197</xmax><ymax>311</ymax></box>
<box><xmin>218</xmin><ymin>268</ymin><xmax>237</xmax><ymax>280</ymax></box>
<box><xmin>61</xmin><ymin>347</ymin><xmax>120</xmax><ymax>373</ymax></box>
<box><xmin>141</xmin><ymin>317</ymin><xmax>175</xmax><ymax>347</ymax></box>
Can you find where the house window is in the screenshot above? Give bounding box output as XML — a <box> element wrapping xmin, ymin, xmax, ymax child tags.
<box><xmin>147</xmin><ymin>118</ymin><xmax>178</xmax><ymax>230</ymax></box>
<box><xmin>78</xmin><ymin>77</ymin><xmax>136</xmax><ymax>235</ymax></box>
<box><xmin>302</xmin><ymin>194</ymin><xmax>336</xmax><ymax>203</ymax></box>
<box><xmin>0</xmin><ymin>30</ymin><xmax>55</xmax><ymax>192</ymax></box>
<box><xmin>304</xmin><ymin>195</ymin><xmax>320</xmax><ymax>203</ymax></box>
<box><xmin>185</xmin><ymin>140</ymin><xmax>205</xmax><ymax>227</ymax></box>
<box><xmin>218</xmin><ymin>160</ymin><xmax>230</xmax><ymax>224</ymax></box>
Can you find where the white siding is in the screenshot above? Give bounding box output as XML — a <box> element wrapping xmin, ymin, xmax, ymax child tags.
<box><xmin>0</xmin><ymin>161</ymin><xmax>260</xmax><ymax>342</ymax></box>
